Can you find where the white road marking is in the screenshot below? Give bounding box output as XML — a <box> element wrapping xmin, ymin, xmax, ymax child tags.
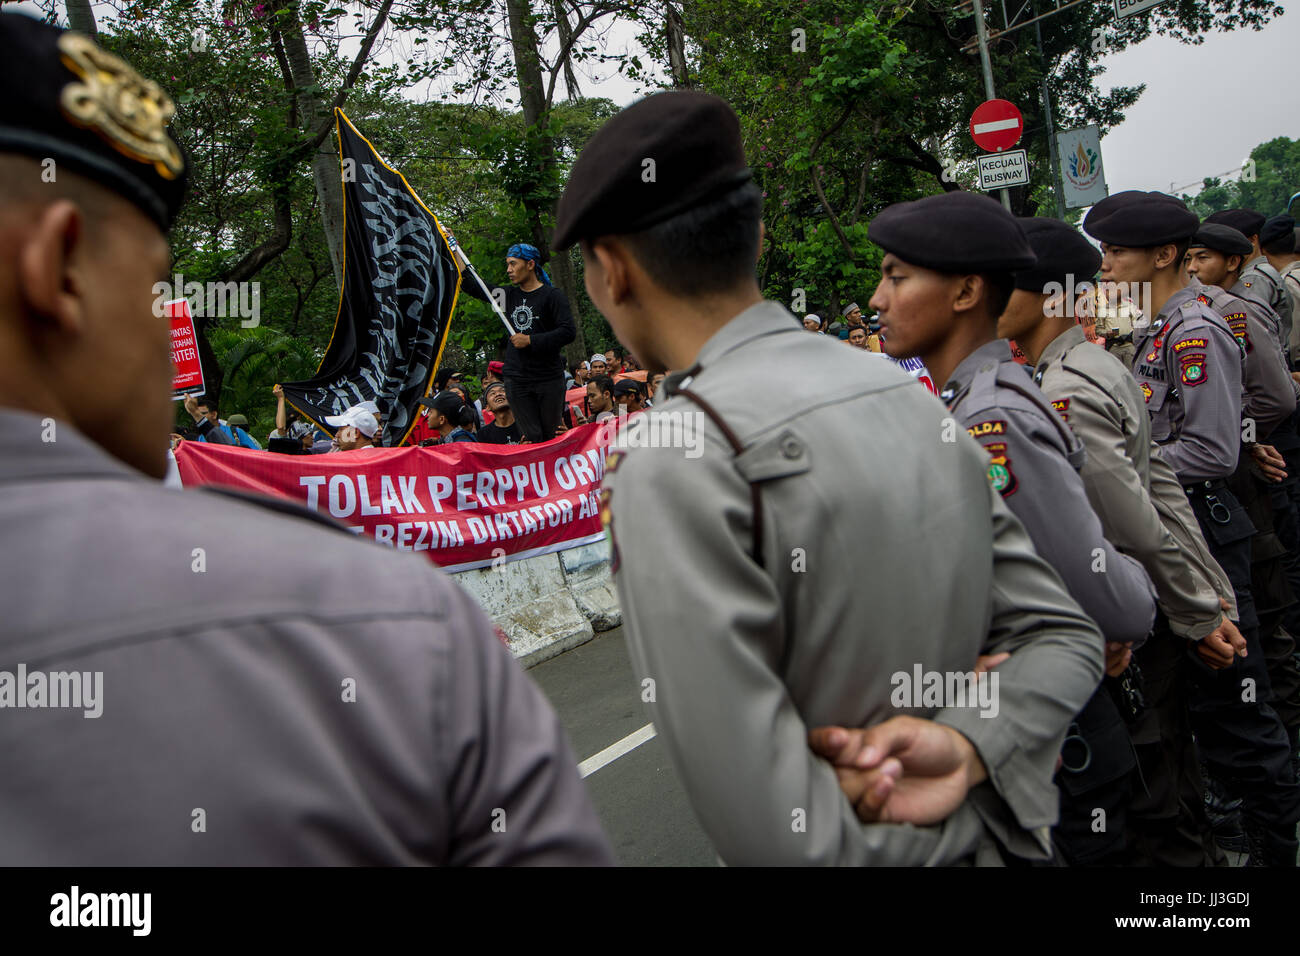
<box><xmin>973</xmin><ymin>117</ymin><xmax>1021</xmax><ymax>134</ymax></box>
<box><xmin>578</xmin><ymin>722</ymin><xmax>656</xmax><ymax>778</ymax></box>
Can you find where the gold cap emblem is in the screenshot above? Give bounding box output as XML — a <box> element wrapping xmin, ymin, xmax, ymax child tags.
<box><xmin>57</xmin><ymin>32</ymin><xmax>183</xmax><ymax>180</ymax></box>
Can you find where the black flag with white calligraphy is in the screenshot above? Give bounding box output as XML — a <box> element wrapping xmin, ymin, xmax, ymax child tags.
<box><xmin>281</xmin><ymin>109</ymin><xmax>461</xmax><ymax>446</ymax></box>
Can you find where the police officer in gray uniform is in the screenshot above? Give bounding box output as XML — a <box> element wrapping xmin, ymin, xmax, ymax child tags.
<box><xmin>0</xmin><ymin>14</ymin><xmax>612</xmax><ymax>866</ymax></box>
<box><xmin>1001</xmin><ymin>217</ymin><xmax>1245</xmax><ymax>865</ymax></box>
<box><xmin>867</xmin><ymin>194</ymin><xmax>1157</xmax><ymax>865</ymax></box>
<box><xmin>1207</xmin><ymin>209</ymin><xmax>1295</xmax><ymax>356</ymax></box>
<box><xmin>1188</xmin><ymin>223</ymin><xmax>1300</xmax><ymax>775</ymax></box>
<box><xmin>552</xmin><ymin>91</ymin><xmax>1105</xmax><ymax>865</ymax></box>
<box><xmin>1085</xmin><ymin>190</ymin><xmax>1300</xmax><ymax>866</ymax></box>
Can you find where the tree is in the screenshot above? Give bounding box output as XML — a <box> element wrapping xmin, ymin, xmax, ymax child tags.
<box><xmin>1185</xmin><ymin>137</ymin><xmax>1300</xmax><ymax>218</ymax></box>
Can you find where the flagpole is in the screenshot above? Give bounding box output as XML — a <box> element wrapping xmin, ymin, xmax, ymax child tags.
<box><xmin>446</xmin><ymin>235</ymin><xmax>517</xmax><ymax>337</ymax></box>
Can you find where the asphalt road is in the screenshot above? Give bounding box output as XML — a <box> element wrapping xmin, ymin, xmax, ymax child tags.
<box><xmin>527</xmin><ymin>626</ymin><xmax>718</xmax><ymax>866</ymax></box>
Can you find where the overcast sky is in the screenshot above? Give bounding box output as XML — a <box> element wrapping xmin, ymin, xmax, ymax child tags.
<box><xmin>1095</xmin><ymin>10</ymin><xmax>1299</xmax><ymax>195</ymax></box>
<box><xmin>18</xmin><ymin>1</ymin><xmax>1298</xmax><ymax>200</ymax></box>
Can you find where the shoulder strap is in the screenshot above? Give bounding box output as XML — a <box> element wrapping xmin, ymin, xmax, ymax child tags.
<box><xmin>669</xmin><ymin>375</ymin><xmax>765</xmax><ymax>570</ymax></box>
<box><xmin>995</xmin><ymin>365</ymin><xmax>1084</xmax><ymax>467</ymax></box>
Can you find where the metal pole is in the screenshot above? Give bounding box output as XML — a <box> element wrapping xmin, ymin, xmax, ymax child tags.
<box><xmin>971</xmin><ymin>0</ymin><xmax>1013</xmax><ymax>211</ymax></box>
<box><xmin>1035</xmin><ymin>15</ymin><xmax>1065</xmax><ymax>219</ymax></box>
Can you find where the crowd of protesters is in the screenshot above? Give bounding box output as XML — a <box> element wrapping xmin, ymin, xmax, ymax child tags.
<box><xmin>169</xmin><ymin>348</ymin><xmax>657</xmax><ymax>459</ymax></box>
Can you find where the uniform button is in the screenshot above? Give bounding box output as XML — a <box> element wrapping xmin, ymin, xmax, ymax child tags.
<box><xmin>780</xmin><ymin>434</ymin><xmax>803</xmax><ymax>459</ymax></box>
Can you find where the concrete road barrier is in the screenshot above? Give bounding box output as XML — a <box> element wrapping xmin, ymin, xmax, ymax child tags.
<box><xmin>452</xmin><ymin>538</ymin><xmax>622</xmax><ymax>667</ymax></box>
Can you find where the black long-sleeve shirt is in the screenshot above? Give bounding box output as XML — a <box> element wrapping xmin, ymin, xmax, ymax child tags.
<box><xmin>462</xmin><ymin>278</ymin><xmax>575</xmax><ymax>384</ymax></box>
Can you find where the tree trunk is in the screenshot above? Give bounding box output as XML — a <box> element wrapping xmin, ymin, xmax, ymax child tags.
<box><xmin>552</xmin><ymin>0</ymin><xmax>582</xmax><ymax>100</ymax></box>
<box><xmin>278</xmin><ymin>1</ymin><xmax>345</xmax><ymax>290</ymax></box>
<box><xmin>666</xmin><ymin>2</ymin><xmax>690</xmax><ymax>87</ymax></box>
<box><xmin>506</xmin><ymin>0</ymin><xmax>587</xmax><ymax>363</ymax></box>
<box><xmin>65</xmin><ymin>0</ymin><xmax>97</xmax><ymax>34</ymax></box>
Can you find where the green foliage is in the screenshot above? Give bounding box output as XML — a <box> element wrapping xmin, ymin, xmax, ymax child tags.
<box><xmin>180</xmin><ymin>326</ymin><xmax>321</xmax><ymax>440</ymax></box>
<box><xmin>1184</xmin><ymin>137</ymin><xmax>1300</xmax><ymax>217</ymax></box>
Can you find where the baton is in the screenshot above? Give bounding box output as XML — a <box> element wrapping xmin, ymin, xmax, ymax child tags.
<box><xmin>445</xmin><ymin>231</ymin><xmax>517</xmax><ymax>337</ymax></box>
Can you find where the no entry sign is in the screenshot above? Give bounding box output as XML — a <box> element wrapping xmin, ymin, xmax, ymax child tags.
<box><xmin>970</xmin><ymin>99</ymin><xmax>1023</xmax><ymax>153</ymax></box>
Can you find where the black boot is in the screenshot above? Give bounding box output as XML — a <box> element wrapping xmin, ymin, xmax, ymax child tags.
<box><xmin>1244</xmin><ymin>819</ymin><xmax>1299</xmax><ymax>866</ymax></box>
<box><xmin>1203</xmin><ymin>772</ymin><xmax>1249</xmax><ymax>857</ymax></box>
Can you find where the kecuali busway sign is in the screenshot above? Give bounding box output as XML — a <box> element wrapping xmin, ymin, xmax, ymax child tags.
<box><xmin>977</xmin><ymin>149</ymin><xmax>1029</xmax><ymax>191</ymax></box>
<box><xmin>1115</xmin><ymin>0</ymin><xmax>1170</xmax><ymax>19</ymax></box>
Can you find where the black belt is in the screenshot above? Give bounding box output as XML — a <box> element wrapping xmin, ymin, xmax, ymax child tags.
<box><xmin>1183</xmin><ymin>478</ymin><xmax>1228</xmax><ymax>496</ymax></box>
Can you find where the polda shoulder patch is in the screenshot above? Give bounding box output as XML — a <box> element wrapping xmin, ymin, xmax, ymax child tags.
<box><xmin>967</xmin><ymin>419</ymin><xmax>1007</xmax><ymax>440</ymax></box>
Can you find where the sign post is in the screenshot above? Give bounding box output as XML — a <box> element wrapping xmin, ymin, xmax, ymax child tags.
<box><xmin>1114</xmin><ymin>0</ymin><xmax>1171</xmax><ymax>19</ymax></box>
<box><xmin>969</xmin><ymin>0</ymin><xmax>1016</xmax><ymax>210</ymax></box>
<box><xmin>1056</xmin><ymin>125</ymin><xmax>1109</xmax><ymax>209</ymax></box>
<box><xmin>977</xmin><ymin>149</ymin><xmax>1029</xmax><ymax>191</ymax></box>
<box><xmin>969</xmin><ymin>96</ymin><xmax>1024</xmax><ymax>209</ymax></box>
<box><xmin>168</xmin><ymin>298</ymin><xmax>205</xmax><ymax>399</ymax></box>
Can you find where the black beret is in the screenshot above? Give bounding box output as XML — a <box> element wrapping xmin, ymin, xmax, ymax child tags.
<box><xmin>0</xmin><ymin>14</ymin><xmax>187</xmax><ymax>231</ymax></box>
<box><xmin>868</xmin><ymin>191</ymin><xmax>1035</xmax><ymax>272</ymax></box>
<box><xmin>1013</xmin><ymin>217</ymin><xmax>1102</xmax><ymax>291</ymax></box>
<box><xmin>612</xmin><ymin>378</ymin><xmax>642</xmax><ymax>397</ymax></box>
<box><xmin>1204</xmin><ymin>208</ymin><xmax>1265</xmax><ymax>238</ymax></box>
<box><xmin>1082</xmin><ymin>190</ymin><xmax>1197</xmax><ymax>246</ymax></box>
<box><xmin>1190</xmin><ymin>223</ymin><xmax>1253</xmax><ymax>256</ymax></box>
<box><xmin>1260</xmin><ymin>214</ymin><xmax>1296</xmax><ymax>250</ymax></box>
<box><xmin>553</xmin><ymin>91</ymin><xmax>752</xmax><ymax>251</ymax></box>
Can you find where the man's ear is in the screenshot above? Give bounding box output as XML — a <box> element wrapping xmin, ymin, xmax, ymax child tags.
<box><xmin>1152</xmin><ymin>242</ymin><xmax>1181</xmax><ymax>271</ymax></box>
<box><xmin>951</xmin><ymin>274</ymin><xmax>984</xmax><ymax>315</ymax></box>
<box><xmin>17</xmin><ymin>200</ymin><xmax>89</xmax><ymax>336</ymax></box>
<box><xmin>591</xmin><ymin>238</ymin><xmax>632</xmax><ymax>305</ymax></box>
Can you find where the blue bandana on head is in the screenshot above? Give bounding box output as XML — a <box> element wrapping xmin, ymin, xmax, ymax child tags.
<box><xmin>508</xmin><ymin>243</ymin><xmax>551</xmax><ymax>286</ymax></box>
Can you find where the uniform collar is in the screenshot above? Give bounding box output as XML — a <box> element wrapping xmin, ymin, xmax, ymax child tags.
<box><xmin>1151</xmin><ymin>281</ymin><xmax>1201</xmax><ymax>331</ymax></box>
<box><xmin>0</xmin><ymin>407</ymin><xmax>148</xmax><ymax>484</ymax></box>
<box><xmin>941</xmin><ymin>339</ymin><xmax>1011</xmax><ymax>403</ymax></box>
<box><xmin>663</xmin><ymin>299</ymin><xmax>799</xmax><ymax>391</ymax></box>
<box><xmin>1035</xmin><ymin>325</ymin><xmax>1086</xmax><ymax>376</ymax></box>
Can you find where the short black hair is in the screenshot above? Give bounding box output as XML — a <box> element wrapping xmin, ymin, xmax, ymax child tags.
<box><xmin>980</xmin><ymin>272</ymin><xmax>1016</xmax><ymax>321</ymax></box>
<box><xmin>195</xmin><ymin>396</ymin><xmax>218</xmax><ymax>413</ymax></box>
<box><xmin>588</xmin><ymin>375</ymin><xmax>614</xmax><ymax>396</ymax></box>
<box><xmin>1263</xmin><ymin>231</ymin><xmax>1297</xmax><ymax>256</ymax></box>
<box><xmin>618</xmin><ymin>182</ymin><xmax>763</xmax><ymax>297</ymax></box>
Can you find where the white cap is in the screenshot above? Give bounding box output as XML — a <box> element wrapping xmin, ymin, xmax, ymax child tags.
<box><xmin>324</xmin><ymin>408</ymin><xmax>379</xmax><ymax>438</ymax></box>
<box><xmin>353</xmin><ymin>400</ymin><xmax>380</xmax><ymax>416</ymax></box>
<box><xmin>804</xmin><ymin>314</ymin><xmax>820</xmax><ymax>323</ymax></box>
<box><xmin>590</xmin><ymin>353</ymin><xmax>607</xmax><ymax>365</ymax></box>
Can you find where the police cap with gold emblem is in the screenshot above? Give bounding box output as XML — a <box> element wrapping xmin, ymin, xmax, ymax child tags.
<box><xmin>1012</xmin><ymin>217</ymin><xmax>1101</xmax><ymax>291</ymax></box>
<box><xmin>552</xmin><ymin>91</ymin><xmax>752</xmax><ymax>251</ymax></box>
<box><xmin>1204</xmin><ymin>208</ymin><xmax>1266</xmax><ymax>239</ymax></box>
<box><xmin>1082</xmin><ymin>190</ymin><xmax>1197</xmax><ymax>247</ymax></box>
<box><xmin>1189</xmin><ymin>223</ymin><xmax>1253</xmax><ymax>257</ymax></box>
<box><xmin>868</xmin><ymin>191</ymin><xmax>1036</xmax><ymax>272</ymax></box>
<box><xmin>0</xmin><ymin>13</ymin><xmax>187</xmax><ymax>230</ymax></box>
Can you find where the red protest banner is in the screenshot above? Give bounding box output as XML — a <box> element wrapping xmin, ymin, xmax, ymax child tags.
<box><xmin>168</xmin><ymin>298</ymin><xmax>205</xmax><ymax>398</ymax></box>
<box><xmin>175</xmin><ymin>423</ymin><xmax>614</xmax><ymax>571</ymax></box>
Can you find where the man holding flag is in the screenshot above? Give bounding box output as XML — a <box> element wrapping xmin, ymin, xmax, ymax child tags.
<box><xmin>459</xmin><ymin>243</ymin><xmax>576</xmax><ymax>443</ymax></box>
